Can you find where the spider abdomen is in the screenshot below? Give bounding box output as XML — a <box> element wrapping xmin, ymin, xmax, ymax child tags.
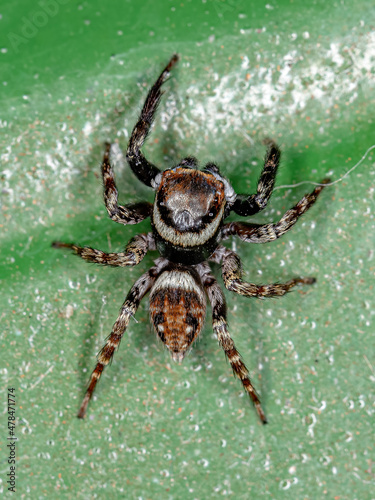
<box><xmin>149</xmin><ymin>267</ymin><xmax>206</xmax><ymax>362</ymax></box>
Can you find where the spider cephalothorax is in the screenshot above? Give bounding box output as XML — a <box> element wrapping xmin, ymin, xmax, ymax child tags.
<box><xmin>152</xmin><ymin>166</ymin><xmax>227</xmax><ymax>264</ymax></box>
<box><xmin>53</xmin><ymin>55</ymin><xmax>329</xmax><ymax>423</ymax></box>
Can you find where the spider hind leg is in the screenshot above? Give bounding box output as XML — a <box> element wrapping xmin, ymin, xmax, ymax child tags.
<box><xmin>77</xmin><ymin>261</ymin><xmax>164</xmax><ymax>418</ymax></box>
<box><xmin>198</xmin><ymin>263</ymin><xmax>267</xmax><ymax>424</ymax></box>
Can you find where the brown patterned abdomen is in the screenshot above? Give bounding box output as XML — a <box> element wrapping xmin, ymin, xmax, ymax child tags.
<box><xmin>149</xmin><ymin>269</ymin><xmax>206</xmax><ymax>362</ymax></box>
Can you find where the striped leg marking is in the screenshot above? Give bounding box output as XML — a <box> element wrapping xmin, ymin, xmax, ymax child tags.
<box><xmin>199</xmin><ymin>265</ymin><xmax>267</xmax><ymax>424</ymax></box>
<box><xmin>233</xmin><ymin>140</ymin><xmax>281</xmax><ymax>216</ymax></box>
<box><xmin>52</xmin><ymin>233</ymin><xmax>155</xmax><ymax>268</ymax></box>
<box><xmin>223</xmin><ymin>178</ymin><xmax>330</xmax><ymax>243</ymax></box>
<box><xmin>77</xmin><ymin>266</ymin><xmax>160</xmax><ymax>418</ymax></box>
<box><xmin>211</xmin><ymin>246</ymin><xmax>315</xmax><ymax>298</ymax></box>
<box><xmin>126</xmin><ymin>55</ymin><xmax>179</xmax><ymax>187</ymax></box>
<box><xmin>102</xmin><ymin>142</ymin><xmax>153</xmax><ymax>224</ymax></box>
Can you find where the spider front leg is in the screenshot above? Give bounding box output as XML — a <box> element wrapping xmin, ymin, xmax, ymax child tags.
<box><xmin>232</xmin><ymin>140</ymin><xmax>281</xmax><ymax>217</ymax></box>
<box><xmin>77</xmin><ymin>260</ymin><xmax>165</xmax><ymax>418</ymax></box>
<box><xmin>52</xmin><ymin>233</ymin><xmax>155</xmax><ymax>267</ymax></box>
<box><xmin>126</xmin><ymin>54</ymin><xmax>179</xmax><ymax>187</ymax></box>
<box><xmin>198</xmin><ymin>264</ymin><xmax>267</xmax><ymax>424</ymax></box>
<box><xmin>211</xmin><ymin>246</ymin><xmax>315</xmax><ymax>298</ymax></box>
<box><xmin>102</xmin><ymin>142</ymin><xmax>153</xmax><ymax>225</ymax></box>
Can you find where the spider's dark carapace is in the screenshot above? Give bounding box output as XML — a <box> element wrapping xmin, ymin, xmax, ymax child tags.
<box><xmin>53</xmin><ymin>55</ymin><xmax>329</xmax><ymax>423</ymax></box>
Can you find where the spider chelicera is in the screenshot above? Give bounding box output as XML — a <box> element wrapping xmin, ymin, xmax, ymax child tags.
<box><xmin>53</xmin><ymin>54</ymin><xmax>329</xmax><ymax>423</ymax></box>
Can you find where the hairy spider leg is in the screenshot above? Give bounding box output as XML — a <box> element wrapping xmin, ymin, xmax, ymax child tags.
<box><xmin>222</xmin><ymin>179</ymin><xmax>330</xmax><ymax>242</ymax></box>
<box><xmin>102</xmin><ymin>142</ymin><xmax>153</xmax><ymax>225</ymax></box>
<box><xmin>52</xmin><ymin>233</ymin><xmax>155</xmax><ymax>267</ymax></box>
<box><xmin>232</xmin><ymin>140</ymin><xmax>281</xmax><ymax>216</ymax></box>
<box><xmin>126</xmin><ymin>54</ymin><xmax>179</xmax><ymax>187</ymax></box>
<box><xmin>211</xmin><ymin>246</ymin><xmax>316</xmax><ymax>297</ymax></box>
<box><xmin>198</xmin><ymin>263</ymin><xmax>267</xmax><ymax>424</ymax></box>
<box><xmin>77</xmin><ymin>262</ymin><xmax>165</xmax><ymax>418</ymax></box>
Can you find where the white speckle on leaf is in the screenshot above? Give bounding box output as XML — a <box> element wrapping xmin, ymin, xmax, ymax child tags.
<box><xmin>83</xmin><ymin>121</ymin><xmax>93</xmax><ymax>136</ymax></box>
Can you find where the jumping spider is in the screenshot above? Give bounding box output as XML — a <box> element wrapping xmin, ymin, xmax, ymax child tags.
<box><xmin>53</xmin><ymin>54</ymin><xmax>329</xmax><ymax>423</ymax></box>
